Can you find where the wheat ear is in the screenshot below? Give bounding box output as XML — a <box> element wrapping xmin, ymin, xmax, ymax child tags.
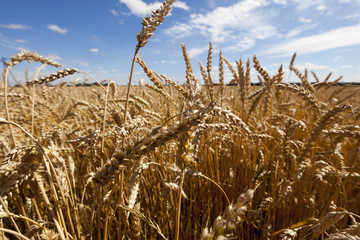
<box><xmin>136</xmin><ymin>57</ymin><xmax>164</xmax><ymax>89</ymax></box>
<box><xmin>206</xmin><ymin>41</ymin><xmax>213</xmax><ymax>82</ymax></box>
<box><xmin>124</xmin><ymin>0</ymin><xmax>177</xmax><ymax>124</ymax></box>
<box><xmin>253</xmin><ymin>55</ymin><xmax>271</xmax><ymax>82</ymax></box>
<box><xmin>218</xmin><ymin>51</ymin><xmax>225</xmax><ymax>106</ymax></box>
<box><xmin>222</xmin><ymin>56</ymin><xmax>239</xmax><ymax>84</ymax></box>
<box><xmin>3</xmin><ymin>51</ymin><xmax>62</xmax><ymax>147</ymax></box>
<box><xmin>308</xmin><ymin>210</ymin><xmax>347</xmax><ymax>240</ymax></box>
<box><xmin>298</xmin><ymin>104</ymin><xmax>352</xmax><ymax>162</ymax></box>
<box><xmin>6</xmin><ymin>50</ymin><xmax>62</xmax><ymax>68</ymax></box>
<box><xmin>93</xmin><ymin>102</ymin><xmax>214</xmax><ymax>185</ymax></box>
<box><xmin>200</xmin><ymin>62</ymin><xmax>214</xmax><ymax>101</ymax></box>
<box><xmin>161</xmin><ymin>74</ymin><xmax>190</xmax><ymax>100</ymax></box>
<box><xmin>28</xmin><ymin>68</ymin><xmax>78</xmax><ymax>85</ymax></box>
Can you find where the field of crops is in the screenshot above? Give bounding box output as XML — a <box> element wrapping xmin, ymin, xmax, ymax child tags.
<box><xmin>1</xmin><ymin>1</ymin><xmax>360</xmax><ymax>239</ymax></box>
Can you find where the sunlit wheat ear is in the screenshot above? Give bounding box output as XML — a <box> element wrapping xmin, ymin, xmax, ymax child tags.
<box><xmin>206</xmin><ymin>41</ymin><xmax>213</xmax><ymax>81</ymax></box>
<box><xmin>124</xmin><ymin>0</ymin><xmax>177</xmax><ymax>124</ymax></box>
<box><xmin>298</xmin><ymin>104</ymin><xmax>352</xmax><ymax>162</ymax></box>
<box><xmin>161</xmin><ymin>74</ymin><xmax>190</xmax><ymax>100</ymax></box>
<box><xmin>199</xmin><ymin>61</ymin><xmax>213</xmax><ymax>101</ymax></box>
<box><xmin>289</xmin><ymin>52</ymin><xmax>297</xmax><ymax>70</ymax></box>
<box><xmin>236</xmin><ymin>59</ymin><xmax>245</xmax><ymax>84</ymax></box>
<box><xmin>181</xmin><ymin>43</ymin><xmax>195</xmax><ymax>87</ymax></box>
<box><xmin>288</xmin><ymin>54</ymin><xmax>315</xmax><ymax>93</ymax></box>
<box><xmin>218</xmin><ymin>51</ymin><xmax>225</xmax><ymax>105</ymax></box>
<box><xmin>93</xmin><ymin>102</ymin><xmax>214</xmax><ymax>185</ymax></box>
<box><xmin>275</xmin><ymin>114</ymin><xmax>307</xmax><ymax>132</ymax></box>
<box><xmin>6</xmin><ymin>50</ymin><xmax>62</xmax><ymax>68</ymax></box>
<box><xmin>253</xmin><ymin>55</ymin><xmax>271</xmax><ymax>82</ymax></box>
<box><xmin>221</xmin><ymin>55</ymin><xmax>239</xmax><ymax>84</ymax></box>
<box><xmin>130</xmin><ymin>94</ymin><xmax>150</xmax><ymax>109</ymax></box>
<box><xmin>212</xmin><ymin>107</ymin><xmax>251</xmax><ymax>136</ymax></box>
<box><xmin>137</xmin><ymin>0</ymin><xmax>177</xmax><ymax>48</ymax></box>
<box><xmin>136</xmin><ymin>57</ymin><xmax>164</xmax><ymax>89</ymax></box>
<box><xmin>3</xmin><ymin>51</ymin><xmax>62</xmax><ymax>147</ymax></box>
<box><xmin>275</xmin><ymin>83</ymin><xmax>320</xmax><ymax>113</ymax></box>
<box><xmin>29</xmin><ymin>68</ymin><xmax>78</xmax><ymax>85</ymax></box>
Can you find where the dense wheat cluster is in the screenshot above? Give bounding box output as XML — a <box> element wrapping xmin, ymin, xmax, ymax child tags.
<box><xmin>1</xmin><ymin>1</ymin><xmax>360</xmax><ymax>239</ymax></box>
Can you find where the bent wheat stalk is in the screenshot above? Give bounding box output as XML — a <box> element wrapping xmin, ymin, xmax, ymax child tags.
<box><xmin>93</xmin><ymin>102</ymin><xmax>214</xmax><ymax>185</ymax></box>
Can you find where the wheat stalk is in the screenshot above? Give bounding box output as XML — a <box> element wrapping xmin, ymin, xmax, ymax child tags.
<box><xmin>123</xmin><ymin>0</ymin><xmax>177</xmax><ymax>125</ymax></box>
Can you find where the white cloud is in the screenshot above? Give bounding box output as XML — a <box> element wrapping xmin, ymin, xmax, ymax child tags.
<box><xmin>302</xmin><ymin>62</ymin><xmax>328</xmax><ymax>70</ymax></box>
<box><xmin>166</xmin><ymin>0</ymin><xmax>275</xmax><ymax>52</ymax></box>
<box><xmin>316</xmin><ymin>4</ymin><xmax>326</xmax><ymax>11</ymax></box>
<box><xmin>0</xmin><ymin>33</ymin><xmax>14</xmax><ymax>48</ymax></box>
<box><xmin>188</xmin><ymin>46</ymin><xmax>208</xmax><ymax>58</ymax></box>
<box><xmin>190</xmin><ymin>0</ymin><xmax>271</xmax><ymax>42</ymax></box>
<box><xmin>110</xmin><ymin>9</ymin><xmax>119</xmax><ymax>16</ymax></box>
<box><xmin>165</xmin><ymin>22</ymin><xmax>193</xmax><ymax>38</ymax></box>
<box><xmin>119</xmin><ymin>0</ymin><xmax>188</xmax><ymax>17</ymax></box>
<box><xmin>223</xmin><ymin>37</ymin><xmax>255</xmax><ymax>52</ymax></box>
<box><xmin>119</xmin><ymin>0</ymin><xmax>162</xmax><ymax>17</ymax></box>
<box><xmin>14</xmin><ymin>39</ymin><xmax>28</xmax><ymax>44</ymax></box>
<box><xmin>298</xmin><ymin>17</ymin><xmax>312</xmax><ymax>23</ymax></box>
<box><xmin>0</xmin><ymin>33</ymin><xmax>29</xmax><ymax>49</ymax></box>
<box><xmin>291</xmin><ymin>0</ymin><xmax>326</xmax><ymax>11</ymax></box>
<box><xmin>47</xmin><ymin>24</ymin><xmax>67</xmax><ymax>34</ymax></box>
<box><xmin>90</xmin><ymin>48</ymin><xmax>99</xmax><ymax>53</ymax></box>
<box><xmin>285</xmin><ymin>23</ymin><xmax>318</xmax><ymax>37</ymax></box>
<box><xmin>273</xmin><ymin>0</ymin><xmax>287</xmax><ymax>5</ymax></box>
<box><xmin>160</xmin><ymin>60</ymin><xmax>177</xmax><ymax>64</ymax></box>
<box><xmin>345</xmin><ymin>13</ymin><xmax>360</xmax><ymax>19</ymax></box>
<box><xmin>0</xmin><ymin>24</ymin><xmax>32</xmax><ymax>30</ymax></box>
<box><xmin>46</xmin><ymin>54</ymin><xmax>62</xmax><ymax>61</ymax></box>
<box><xmin>264</xmin><ymin>24</ymin><xmax>360</xmax><ymax>56</ymax></box>
<box><xmin>173</xmin><ymin>1</ymin><xmax>190</xmax><ymax>11</ymax></box>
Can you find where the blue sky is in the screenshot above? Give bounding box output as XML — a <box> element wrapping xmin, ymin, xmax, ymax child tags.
<box><xmin>1</xmin><ymin>0</ymin><xmax>360</xmax><ymax>85</ymax></box>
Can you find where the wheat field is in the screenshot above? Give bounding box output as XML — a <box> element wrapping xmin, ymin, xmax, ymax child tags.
<box><xmin>1</xmin><ymin>1</ymin><xmax>360</xmax><ymax>239</ymax></box>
